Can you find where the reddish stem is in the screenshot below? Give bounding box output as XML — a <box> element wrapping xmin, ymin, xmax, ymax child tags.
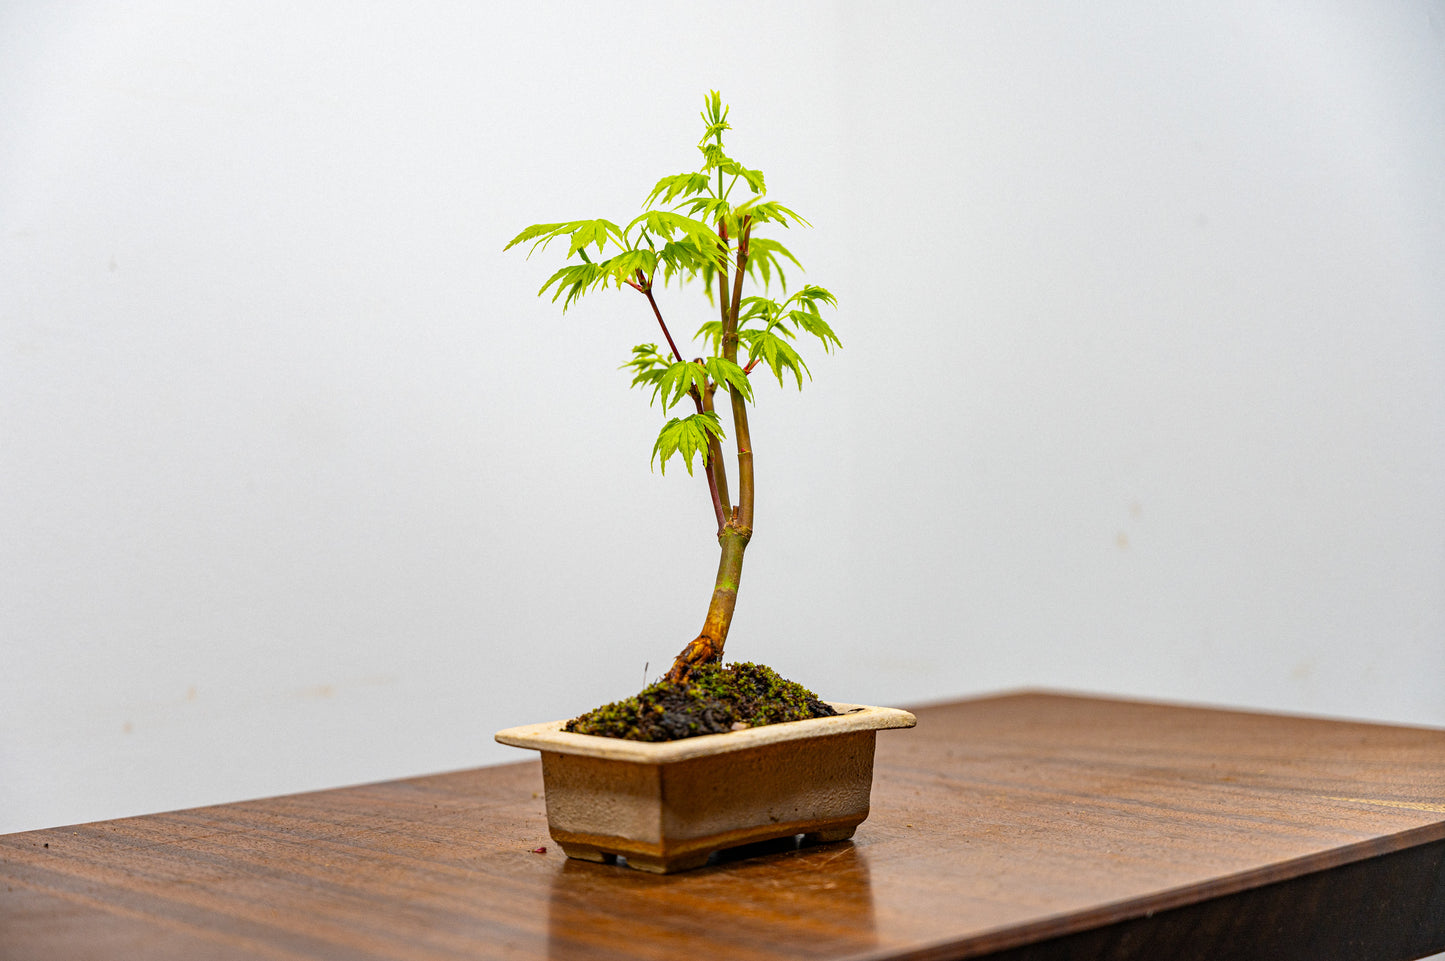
<box><xmin>641</xmin><ymin>286</ymin><xmax>686</xmax><ymax>364</ymax></box>
<box><xmin>640</xmin><ymin>285</ymin><xmax>728</xmax><ymax>532</ymax></box>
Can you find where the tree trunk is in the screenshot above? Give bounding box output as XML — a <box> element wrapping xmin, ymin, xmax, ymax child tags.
<box><xmin>665</xmin><ymin>526</ymin><xmax>750</xmax><ymax>680</ymax></box>
<box><xmin>664</xmin><ymin>215</ymin><xmax>756</xmax><ymax>684</ymax></box>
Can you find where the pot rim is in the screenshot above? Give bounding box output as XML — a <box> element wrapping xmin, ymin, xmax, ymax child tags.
<box><xmin>494</xmin><ymin>702</ymin><xmax>916</xmax><ymax>763</ymax></box>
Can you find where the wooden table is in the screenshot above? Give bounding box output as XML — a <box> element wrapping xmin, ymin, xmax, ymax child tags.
<box><xmin>4</xmin><ymin>692</ymin><xmax>1444</xmax><ymax>960</ymax></box>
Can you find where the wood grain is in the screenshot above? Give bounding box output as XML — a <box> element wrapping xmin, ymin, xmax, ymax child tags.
<box><xmin>3</xmin><ymin>692</ymin><xmax>1443</xmax><ymax>960</ymax></box>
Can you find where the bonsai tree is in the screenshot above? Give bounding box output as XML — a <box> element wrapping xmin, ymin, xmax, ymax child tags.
<box><xmin>505</xmin><ymin>92</ymin><xmax>838</xmax><ymax>687</ymax></box>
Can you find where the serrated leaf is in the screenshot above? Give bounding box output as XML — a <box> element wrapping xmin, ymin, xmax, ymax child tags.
<box><xmin>746</xmin><ymin>237</ymin><xmax>802</xmax><ymax>268</ymax></box>
<box><xmin>620</xmin><ymin>344</ymin><xmax>669</xmax><ymax>390</ymax></box>
<box><xmin>743</xmin><ymin>238</ymin><xmax>803</xmax><ymax>293</ymax></box>
<box><xmin>654</xmin><ymin>360</ymin><xmax>709</xmax><ymax>411</ymax></box>
<box><xmin>601</xmin><ymin>248</ymin><xmax>657</xmax><ymax>285</ymax></box>
<box><xmin>736</xmin><ymin>199</ymin><xmax>811</xmax><ymax>229</ymax></box>
<box><xmin>789</xmin><ymin>284</ymin><xmax>839</xmax><ymax>310</ymax></box>
<box><xmin>747</xmin><ymin>251</ymin><xmax>778</xmax><ymax>291</ymax></box>
<box><xmin>698</xmin><ymin>142</ymin><xmax>737</xmax><ymax>172</ymax></box>
<box><xmin>538</xmin><ymin>262</ymin><xmax>608</xmax><ymax>312</ymax></box>
<box><xmin>505</xmin><ymin>219</ymin><xmax>628</xmax><ymax>261</ymax></box>
<box><xmin>788</xmin><ymin>309</ymin><xmax>841</xmax><ymax>352</ymax></box>
<box><xmin>703</xmin><ymin>356</ymin><xmax>753</xmax><ymax>403</ymax></box>
<box><xmin>738</xmin><ymin>296</ymin><xmax>780</xmax><ymax>329</ymax></box>
<box><xmin>694</xmin><ymin>320</ymin><xmax>726</xmax><ymax>353</ymax></box>
<box><xmin>565</xmin><ymin>219</ymin><xmax>624</xmax><ymax>258</ymax></box>
<box><xmin>696</xmin><ymin>260</ymin><xmax>723</xmax><ymax>304</ymax></box>
<box><xmin>655</xmin><ymin>238</ymin><xmax>712</xmax><ymax>286</ymax></box>
<box><xmin>652</xmin><ymin>412</ymin><xmax>725</xmax><ymax>476</ymax></box>
<box><xmin>503</xmin><ymin>222</ymin><xmax>566</xmax><ymax>253</ymax></box>
<box><xmin>739</xmin><ymin>328</ymin><xmax>811</xmax><ymax>389</ymax></box>
<box><xmin>643</xmin><ymin>172</ymin><xmax>712</xmax><ymax>209</ymax></box>
<box><xmin>680</xmin><ymin>195</ymin><xmax>733</xmax><ymax>227</ymax></box>
<box><xmin>626</xmin><ymin>210</ymin><xmax>721</xmax><ymax>252</ymax></box>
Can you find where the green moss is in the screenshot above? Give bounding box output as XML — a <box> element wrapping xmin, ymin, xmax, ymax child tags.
<box><xmin>564</xmin><ymin>662</ymin><xmax>838</xmax><ymax>741</ymax></box>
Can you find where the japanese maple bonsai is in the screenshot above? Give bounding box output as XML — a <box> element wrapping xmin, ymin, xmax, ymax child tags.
<box><xmin>505</xmin><ymin>92</ymin><xmax>847</xmax><ymax>736</ymax></box>
<box><xmin>498</xmin><ymin>98</ymin><xmax>914</xmax><ymax>867</ymax></box>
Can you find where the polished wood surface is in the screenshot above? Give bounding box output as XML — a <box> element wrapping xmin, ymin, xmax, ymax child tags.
<box><xmin>4</xmin><ymin>692</ymin><xmax>1444</xmax><ymax>960</ymax></box>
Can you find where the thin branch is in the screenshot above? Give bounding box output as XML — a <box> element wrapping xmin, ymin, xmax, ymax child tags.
<box><xmin>697</xmin><ymin>382</ymin><xmax>731</xmax><ymax>534</ymax></box>
<box><xmin>645</xmin><ymin>285</ymin><xmax>728</xmax><ymax>532</ymax></box>
<box><xmin>699</xmin><ymin>426</ymin><xmax>727</xmax><ymax>534</ymax></box>
<box><xmin>641</xmin><ymin>286</ymin><xmax>686</xmax><ymax>364</ymax></box>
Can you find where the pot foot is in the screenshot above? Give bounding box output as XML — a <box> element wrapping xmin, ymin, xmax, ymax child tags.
<box><xmin>622</xmin><ymin>850</ymin><xmax>712</xmax><ymax>874</ymax></box>
<box><xmin>557</xmin><ymin>842</ymin><xmax>617</xmax><ymax>865</ymax></box>
<box><xmin>802</xmin><ymin>825</ymin><xmax>857</xmax><ymax>845</ymax></box>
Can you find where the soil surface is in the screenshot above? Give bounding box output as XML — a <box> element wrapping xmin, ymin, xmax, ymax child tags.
<box><xmin>564</xmin><ymin>662</ymin><xmax>838</xmax><ymax>741</ymax></box>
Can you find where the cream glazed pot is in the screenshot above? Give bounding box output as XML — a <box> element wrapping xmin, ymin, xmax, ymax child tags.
<box><xmin>495</xmin><ymin>703</ymin><xmax>916</xmax><ymax>873</ymax></box>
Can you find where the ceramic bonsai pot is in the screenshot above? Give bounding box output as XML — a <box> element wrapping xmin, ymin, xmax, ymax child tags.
<box><xmin>495</xmin><ymin>703</ymin><xmax>916</xmax><ymax>873</ymax></box>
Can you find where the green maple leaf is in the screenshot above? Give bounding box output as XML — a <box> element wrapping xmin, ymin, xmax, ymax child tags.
<box><xmin>652</xmin><ymin>412</ymin><xmax>726</xmax><ymax>475</ymax></box>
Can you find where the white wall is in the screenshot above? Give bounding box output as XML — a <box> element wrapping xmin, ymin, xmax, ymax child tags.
<box><xmin>3</xmin><ymin>1</ymin><xmax>1442</xmax><ymax>835</ymax></box>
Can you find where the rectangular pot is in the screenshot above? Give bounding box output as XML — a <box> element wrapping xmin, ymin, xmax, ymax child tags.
<box><xmin>495</xmin><ymin>703</ymin><xmax>915</xmax><ymax>873</ymax></box>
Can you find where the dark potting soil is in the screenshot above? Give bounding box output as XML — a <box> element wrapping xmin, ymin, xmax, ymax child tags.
<box><xmin>564</xmin><ymin>661</ymin><xmax>838</xmax><ymax>741</ymax></box>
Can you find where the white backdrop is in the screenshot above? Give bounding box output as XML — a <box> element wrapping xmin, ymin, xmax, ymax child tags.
<box><xmin>3</xmin><ymin>1</ymin><xmax>1442</xmax><ymax>835</ymax></box>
